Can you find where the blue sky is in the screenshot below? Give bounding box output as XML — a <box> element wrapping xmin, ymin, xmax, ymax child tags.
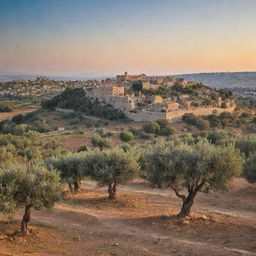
<box><xmin>0</xmin><ymin>0</ymin><xmax>255</xmax><ymax>76</ymax></box>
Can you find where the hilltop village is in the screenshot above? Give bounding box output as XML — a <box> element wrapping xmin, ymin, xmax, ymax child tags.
<box><xmin>84</xmin><ymin>72</ymin><xmax>235</xmax><ymax>121</ymax></box>
<box><xmin>0</xmin><ymin>72</ymin><xmax>235</xmax><ymax>122</ymax></box>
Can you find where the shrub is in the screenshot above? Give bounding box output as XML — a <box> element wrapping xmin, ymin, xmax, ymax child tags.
<box><xmin>206</xmin><ymin>129</ymin><xmax>234</xmax><ymax>146</ymax></box>
<box><xmin>243</xmin><ymin>153</ymin><xmax>256</xmax><ymax>183</ymax></box>
<box><xmin>77</xmin><ymin>145</ymin><xmax>88</xmax><ymax>152</ymax></box>
<box><xmin>235</xmin><ymin>134</ymin><xmax>256</xmax><ymax>157</ymax></box>
<box><xmin>143</xmin><ymin>121</ymin><xmax>160</xmax><ymax>134</ymax></box>
<box><xmin>91</xmin><ymin>136</ymin><xmax>110</xmax><ymax>150</ymax></box>
<box><xmin>119</xmin><ymin>131</ymin><xmax>134</xmax><ymax>142</ymax></box>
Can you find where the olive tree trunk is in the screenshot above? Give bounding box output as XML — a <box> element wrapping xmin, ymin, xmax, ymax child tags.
<box><xmin>177</xmin><ymin>191</ymin><xmax>197</xmax><ymax>218</ymax></box>
<box><xmin>108</xmin><ymin>182</ymin><xmax>117</xmax><ymax>200</ymax></box>
<box><xmin>171</xmin><ymin>180</ymin><xmax>205</xmax><ymax>218</ymax></box>
<box><xmin>68</xmin><ymin>182</ymin><xmax>74</xmax><ymax>193</ymax></box>
<box><xmin>74</xmin><ymin>181</ymin><xmax>80</xmax><ymax>194</ymax></box>
<box><xmin>21</xmin><ymin>204</ymin><xmax>32</xmax><ymax>234</ymax></box>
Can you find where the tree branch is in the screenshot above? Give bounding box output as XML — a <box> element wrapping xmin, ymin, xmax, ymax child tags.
<box><xmin>170</xmin><ymin>184</ymin><xmax>186</xmax><ymax>202</ymax></box>
<box><xmin>195</xmin><ymin>179</ymin><xmax>206</xmax><ymax>192</ymax></box>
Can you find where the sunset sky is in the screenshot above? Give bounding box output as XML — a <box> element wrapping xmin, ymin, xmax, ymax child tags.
<box><xmin>0</xmin><ymin>0</ymin><xmax>255</xmax><ymax>76</ymax></box>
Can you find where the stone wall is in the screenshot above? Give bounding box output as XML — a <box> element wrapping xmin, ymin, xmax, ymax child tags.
<box><xmin>125</xmin><ymin>110</ymin><xmax>166</xmax><ymax>122</ymax></box>
<box><xmin>166</xmin><ymin>106</ymin><xmax>235</xmax><ymax>121</ymax></box>
<box><xmin>125</xmin><ymin>106</ymin><xmax>235</xmax><ymax>122</ymax></box>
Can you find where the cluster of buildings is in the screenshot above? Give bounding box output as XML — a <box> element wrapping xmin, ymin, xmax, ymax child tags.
<box><xmin>84</xmin><ymin>72</ymin><xmax>235</xmax><ymax>122</ymax></box>
<box><xmin>0</xmin><ymin>77</ymin><xmax>83</xmax><ymax>97</ymax></box>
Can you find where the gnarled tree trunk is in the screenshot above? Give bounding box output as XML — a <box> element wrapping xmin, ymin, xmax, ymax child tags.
<box><xmin>108</xmin><ymin>182</ymin><xmax>117</xmax><ymax>200</ymax></box>
<box><xmin>171</xmin><ymin>180</ymin><xmax>206</xmax><ymax>218</ymax></box>
<box><xmin>177</xmin><ymin>191</ymin><xmax>197</xmax><ymax>218</ymax></box>
<box><xmin>68</xmin><ymin>182</ymin><xmax>74</xmax><ymax>193</ymax></box>
<box><xmin>74</xmin><ymin>181</ymin><xmax>80</xmax><ymax>194</ymax></box>
<box><xmin>21</xmin><ymin>204</ymin><xmax>32</xmax><ymax>235</ymax></box>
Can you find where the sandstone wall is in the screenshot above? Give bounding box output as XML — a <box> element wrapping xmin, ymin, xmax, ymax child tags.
<box><xmin>125</xmin><ymin>106</ymin><xmax>235</xmax><ymax>122</ymax></box>
<box><xmin>125</xmin><ymin>111</ymin><xmax>166</xmax><ymax>122</ymax></box>
<box><xmin>166</xmin><ymin>106</ymin><xmax>236</xmax><ymax>121</ymax></box>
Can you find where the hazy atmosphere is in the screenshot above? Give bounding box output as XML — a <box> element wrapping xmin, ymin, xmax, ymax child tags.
<box><xmin>1</xmin><ymin>0</ymin><xmax>256</xmax><ymax>76</ymax></box>
<box><xmin>1</xmin><ymin>1</ymin><xmax>256</xmax><ymax>256</ymax></box>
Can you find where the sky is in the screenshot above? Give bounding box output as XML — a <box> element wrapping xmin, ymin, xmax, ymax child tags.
<box><xmin>0</xmin><ymin>0</ymin><xmax>256</xmax><ymax>76</ymax></box>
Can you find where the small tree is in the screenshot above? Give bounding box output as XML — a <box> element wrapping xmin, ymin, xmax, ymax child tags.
<box><xmin>0</xmin><ymin>162</ymin><xmax>62</xmax><ymax>234</ymax></box>
<box><xmin>143</xmin><ymin>121</ymin><xmax>160</xmax><ymax>134</ymax></box>
<box><xmin>91</xmin><ymin>135</ymin><xmax>110</xmax><ymax>150</ymax></box>
<box><xmin>77</xmin><ymin>145</ymin><xmax>88</xmax><ymax>152</ymax></box>
<box><xmin>243</xmin><ymin>153</ymin><xmax>256</xmax><ymax>183</ymax></box>
<box><xmin>46</xmin><ymin>153</ymin><xmax>86</xmax><ymax>193</ymax></box>
<box><xmin>235</xmin><ymin>134</ymin><xmax>256</xmax><ymax>157</ymax></box>
<box><xmin>144</xmin><ymin>141</ymin><xmax>243</xmax><ymax>218</ymax></box>
<box><xmin>206</xmin><ymin>129</ymin><xmax>234</xmax><ymax>146</ymax></box>
<box><xmin>85</xmin><ymin>149</ymin><xmax>140</xmax><ymax>199</ymax></box>
<box><xmin>119</xmin><ymin>131</ymin><xmax>134</xmax><ymax>142</ymax></box>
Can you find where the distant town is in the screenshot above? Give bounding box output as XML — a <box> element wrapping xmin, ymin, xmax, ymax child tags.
<box><xmin>0</xmin><ymin>71</ymin><xmax>236</xmax><ymax>122</ymax></box>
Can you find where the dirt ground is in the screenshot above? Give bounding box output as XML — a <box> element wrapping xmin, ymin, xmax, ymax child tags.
<box><xmin>0</xmin><ymin>178</ymin><xmax>255</xmax><ymax>256</ymax></box>
<box><xmin>0</xmin><ymin>108</ymin><xmax>38</xmax><ymax>122</ymax></box>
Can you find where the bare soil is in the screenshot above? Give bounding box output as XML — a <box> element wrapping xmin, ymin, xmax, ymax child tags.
<box><xmin>0</xmin><ymin>178</ymin><xmax>255</xmax><ymax>256</ymax></box>
<box><xmin>0</xmin><ymin>108</ymin><xmax>37</xmax><ymax>122</ymax></box>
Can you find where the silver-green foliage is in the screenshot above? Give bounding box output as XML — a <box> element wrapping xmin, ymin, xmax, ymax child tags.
<box><xmin>0</xmin><ymin>161</ymin><xmax>62</xmax><ymax>232</ymax></box>
<box><xmin>82</xmin><ymin>148</ymin><xmax>140</xmax><ymax>199</ymax></box>
<box><xmin>244</xmin><ymin>153</ymin><xmax>256</xmax><ymax>183</ymax></box>
<box><xmin>144</xmin><ymin>140</ymin><xmax>243</xmax><ymax>217</ymax></box>
<box><xmin>235</xmin><ymin>134</ymin><xmax>256</xmax><ymax>157</ymax></box>
<box><xmin>46</xmin><ymin>152</ymin><xmax>89</xmax><ymax>193</ymax></box>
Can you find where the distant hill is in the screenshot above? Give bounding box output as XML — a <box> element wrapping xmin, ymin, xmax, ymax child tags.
<box><xmin>0</xmin><ymin>72</ymin><xmax>108</xmax><ymax>82</ymax></box>
<box><xmin>0</xmin><ymin>72</ymin><xmax>39</xmax><ymax>82</ymax></box>
<box><xmin>172</xmin><ymin>72</ymin><xmax>256</xmax><ymax>89</ymax></box>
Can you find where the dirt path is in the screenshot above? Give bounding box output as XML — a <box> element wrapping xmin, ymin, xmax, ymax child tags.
<box><xmin>2</xmin><ymin>178</ymin><xmax>255</xmax><ymax>256</ymax></box>
<box><xmin>30</xmin><ymin>179</ymin><xmax>256</xmax><ymax>256</ymax></box>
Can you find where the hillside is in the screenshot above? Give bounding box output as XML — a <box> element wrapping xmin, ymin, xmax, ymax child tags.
<box><xmin>173</xmin><ymin>72</ymin><xmax>256</xmax><ymax>89</ymax></box>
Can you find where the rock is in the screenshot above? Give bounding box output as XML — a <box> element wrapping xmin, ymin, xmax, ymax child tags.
<box><xmin>111</xmin><ymin>243</ymin><xmax>119</xmax><ymax>247</ymax></box>
<box><xmin>0</xmin><ymin>235</ymin><xmax>6</xmax><ymax>240</ymax></box>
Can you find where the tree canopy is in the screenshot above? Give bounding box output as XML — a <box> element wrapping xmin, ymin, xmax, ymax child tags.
<box><xmin>144</xmin><ymin>141</ymin><xmax>243</xmax><ymax>217</ymax></box>
<box><xmin>0</xmin><ymin>161</ymin><xmax>62</xmax><ymax>234</ymax></box>
<box><xmin>82</xmin><ymin>148</ymin><xmax>140</xmax><ymax>199</ymax></box>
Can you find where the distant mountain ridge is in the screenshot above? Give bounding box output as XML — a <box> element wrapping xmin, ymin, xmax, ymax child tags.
<box><xmin>172</xmin><ymin>72</ymin><xmax>256</xmax><ymax>88</ymax></box>
<box><xmin>1</xmin><ymin>71</ymin><xmax>256</xmax><ymax>89</ymax></box>
<box><xmin>0</xmin><ymin>72</ymin><xmax>108</xmax><ymax>82</ymax></box>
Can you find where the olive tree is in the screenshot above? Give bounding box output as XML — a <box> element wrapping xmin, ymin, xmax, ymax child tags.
<box><xmin>83</xmin><ymin>149</ymin><xmax>140</xmax><ymax>199</ymax></box>
<box><xmin>91</xmin><ymin>135</ymin><xmax>110</xmax><ymax>150</ymax></box>
<box><xmin>243</xmin><ymin>153</ymin><xmax>256</xmax><ymax>183</ymax></box>
<box><xmin>144</xmin><ymin>141</ymin><xmax>243</xmax><ymax>218</ymax></box>
<box><xmin>206</xmin><ymin>129</ymin><xmax>234</xmax><ymax>146</ymax></box>
<box><xmin>235</xmin><ymin>134</ymin><xmax>256</xmax><ymax>157</ymax></box>
<box><xmin>46</xmin><ymin>152</ymin><xmax>87</xmax><ymax>193</ymax></box>
<box><xmin>0</xmin><ymin>162</ymin><xmax>62</xmax><ymax>234</ymax></box>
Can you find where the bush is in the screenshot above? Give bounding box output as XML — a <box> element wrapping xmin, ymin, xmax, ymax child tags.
<box><xmin>235</xmin><ymin>134</ymin><xmax>256</xmax><ymax>157</ymax></box>
<box><xmin>0</xmin><ymin>103</ymin><xmax>13</xmax><ymax>112</ymax></box>
<box><xmin>243</xmin><ymin>153</ymin><xmax>256</xmax><ymax>183</ymax></box>
<box><xmin>206</xmin><ymin>129</ymin><xmax>233</xmax><ymax>146</ymax></box>
<box><xmin>77</xmin><ymin>145</ymin><xmax>88</xmax><ymax>152</ymax></box>
<box><xmin>91</xmin><ymin>136</ymin><xmax>110</xmax><ymax>150</ymax></box>
<box><xmin>143</xmin><ymin>121</ymin><xmax>160</xmax><ymax>134</ymax></box>
<box><xmin>182</xmin><ymin>113</ymin><xmax>210</xmax><ymax>130</ymax></box>
<box><xmin>119</xmin><ymin>131</ymin><xmax>134</xmax><ymax>142</ymax></box>
<box><xmin>157</xmin><ymin>126</ymin><xmax>176</xmax><ymax>136</ymax></box>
